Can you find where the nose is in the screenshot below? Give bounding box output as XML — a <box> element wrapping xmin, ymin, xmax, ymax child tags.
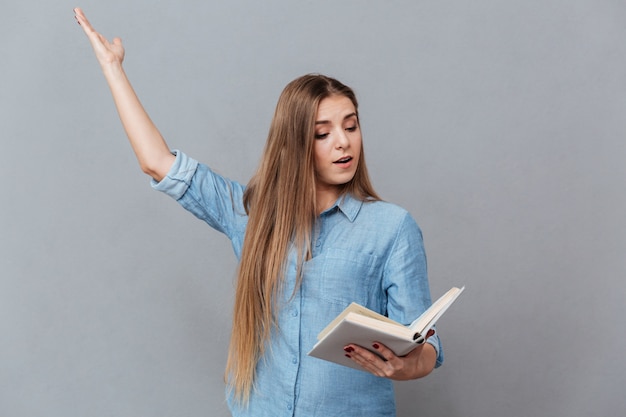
<box><xmin>334</xmin><ymin>128</ymin><xmax>349</xmax><ymax>149</ymax></box>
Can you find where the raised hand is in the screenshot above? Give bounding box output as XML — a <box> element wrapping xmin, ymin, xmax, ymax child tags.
<box><xmin>74</xmin><ymin>8</ymin><xmax>125</xmax><ymax>68</ymax></box>
<box><xmin>72</xmin><ymin>8</ymin><xmax>175</xmax><ymax>181</ymax></box>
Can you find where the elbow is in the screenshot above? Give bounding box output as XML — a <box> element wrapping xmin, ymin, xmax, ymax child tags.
<box><xmin>138</xmin><ymin>153</ymin><xmax>175</xmax><ymax>183</ymax></box>
<box><xmin>141</xmin><ymin>164</ymin><xmax>165</xmax><ymax>182</ymax></box>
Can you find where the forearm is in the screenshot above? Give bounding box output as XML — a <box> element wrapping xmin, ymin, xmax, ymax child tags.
<box><xmin>101</xmin><ymin>62</ymin><xmax>174</xmax><ymax>182</ymax></box>
<box><xmin>412</xmin><ymin>342</ymin><xmax>437</xmax><ymax>379</ymax></box>
<box><xmin>74</xmin><ymin>8</ymin><xmax>175</xmax><ymax>182</ymax></box>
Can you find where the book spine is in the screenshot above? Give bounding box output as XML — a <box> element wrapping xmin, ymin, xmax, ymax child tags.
<box><xmin>412</xmin><ymin>332</ymin><xmax>425</xmax><ymax>344</ymax></box>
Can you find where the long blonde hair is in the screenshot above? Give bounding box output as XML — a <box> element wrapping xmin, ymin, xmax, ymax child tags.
<box><xmin>225</xmin><ymin>74</ymin><xmax>380</xmax><ymax>403</ymax></box>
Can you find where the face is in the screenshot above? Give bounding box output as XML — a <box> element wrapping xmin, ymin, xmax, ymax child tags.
<box><xmin>313</xmin><ymin>95</ymin><xmax>362</xmax><ymax>201</ymax></box>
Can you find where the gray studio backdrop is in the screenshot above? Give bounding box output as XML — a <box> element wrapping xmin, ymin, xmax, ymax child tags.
<box><xmin>2</xmin><ymin>1</ymin><xmax>625</xmax><ymax>416</ymax></box>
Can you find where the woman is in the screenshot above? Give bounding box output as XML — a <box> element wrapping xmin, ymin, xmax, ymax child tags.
<box><xmin>74</xmin><ymin>8</ymin><xmax>442</xmax><ymax>416</ymax></box>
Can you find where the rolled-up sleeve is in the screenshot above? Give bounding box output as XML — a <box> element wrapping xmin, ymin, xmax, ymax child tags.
<box><xmin>151</xmin><ymin>150</ymin><xmax>199</xmax><ymax>199</ymax></box>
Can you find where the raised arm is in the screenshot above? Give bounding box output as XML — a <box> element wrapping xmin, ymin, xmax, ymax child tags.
<box><xmin>74</xmin><ymin>8</ymin><xmax>175</xmax><ymax>182</ymax></box>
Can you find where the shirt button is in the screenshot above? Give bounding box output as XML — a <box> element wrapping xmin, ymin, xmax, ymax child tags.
<box><xmin>292</xmin><ymin>357</ymin><xmax>298</xmax><ymax>364</ymax></box>
<box><xmin>292</xmin><ymin>309</ymin><xmax>298</xmax><ymax>317</ymax></box>
<box><xmin>287</xmin><ymin>404</ymin><xmax>293</xmax><ymax>411</ymax></box>
<box><xmin>315</xmin><ymin>239</ymin><xmax>321</xmax><ymax>247</ymax></box>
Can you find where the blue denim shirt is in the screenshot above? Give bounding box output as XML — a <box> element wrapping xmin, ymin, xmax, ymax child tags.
<box><xmin>153</xmin><ymin>151</ymin><xmax>443</xmax><ymax>417</ymax></box>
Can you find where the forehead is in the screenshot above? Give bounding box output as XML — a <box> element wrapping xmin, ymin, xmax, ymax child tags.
<box><xmin>316</xmin><ymin>95</ymin><xmax>356</xmax><ymax>122</ymax></box>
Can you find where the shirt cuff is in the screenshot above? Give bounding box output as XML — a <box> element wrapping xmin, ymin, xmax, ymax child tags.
<box><xmin>151</xmin><ymin>150</ymin><xmax>199</xmax><ymax>200</ymax></box>
<box><xmin>426</xmin><ymin>333</ymin><xmax>444</xmax><ymax>368</ymax></box>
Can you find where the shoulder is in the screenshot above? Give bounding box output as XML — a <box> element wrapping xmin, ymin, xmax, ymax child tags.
<box><xmin>361</xmin><ymin>199</ymin><xmax>408</xmax><ymax>216</ymax></box>
<box><xmin>360</xmin><ymin>200</ymin><xmax>420</xmax><ymax>231</ymax></box>
<box><xmin>340</xmin><ymin>197</ymin><xmax>424</xmax><ymax>250</ymax></box>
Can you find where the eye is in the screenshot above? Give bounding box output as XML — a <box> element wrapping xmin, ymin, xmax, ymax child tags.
<box><xmin>345</xmin><ymin>125</ymin><xmax>358</xmax><ymax>132</ymax></box>
<box><xmin>315</xmin><ymin>133</ymin><xmax>329</xmax><ymax>139</ymax></box>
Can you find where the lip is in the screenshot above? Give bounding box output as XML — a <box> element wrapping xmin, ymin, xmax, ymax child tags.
<box><xmin>333</xmin><ymin>156</ymin><xmax>354</xmax><ymax>169</ymax></box>
<box><xmin>333</xmin><ymin>156</ymin><xmax>353</xmax><ymax>164</ymax></box>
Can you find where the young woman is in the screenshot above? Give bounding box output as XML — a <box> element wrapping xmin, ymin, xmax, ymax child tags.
<box><xmin>74</xmin><ymin>8</ymin><xmax>442</xmax><ymax>416</ymax></box>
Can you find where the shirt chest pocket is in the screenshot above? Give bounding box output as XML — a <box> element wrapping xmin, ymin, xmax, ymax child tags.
<box><xmin>304</xmin><ymin>248</ymin><xmax>383</xmax><ymax>307</ymax></box>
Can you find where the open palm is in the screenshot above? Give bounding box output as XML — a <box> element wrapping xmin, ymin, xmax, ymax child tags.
<box><xmin>74</xmin><ymin>8</ymin><xmax>125</xmax><ymax>67</ymax></box>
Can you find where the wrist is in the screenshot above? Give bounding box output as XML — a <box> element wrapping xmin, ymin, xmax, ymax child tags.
<box><xmin>100</xmin><ymin>61</ymin><xmax>125</xmax><ymax>79</ymax></box>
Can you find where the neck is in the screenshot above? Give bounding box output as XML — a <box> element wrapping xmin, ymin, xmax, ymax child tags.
<box><xmin>316</xmin><ymin>186</ymin><xmax>341</xmax><ymax>214</ymax></box>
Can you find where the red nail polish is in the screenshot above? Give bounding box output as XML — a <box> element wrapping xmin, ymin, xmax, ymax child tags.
<box><xmin>343</xmin><ymin>347</ymin><xmax>351</xmax><ymax>353</ymax></box>
<box><xmin>345</xmin><ymin>354</ymin><xmax>351</xmax><ymax>358</ymax></box>
<box><xmin>372</xmin><ymin>343</ymin><xmax>380</xmax><ymax>349</ymax></box>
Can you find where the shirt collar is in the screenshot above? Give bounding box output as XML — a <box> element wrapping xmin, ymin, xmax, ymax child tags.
<box><xmin>321</xmin><ymin>193</ymin><xmax>363</xmax><ymax>222</ymax></box>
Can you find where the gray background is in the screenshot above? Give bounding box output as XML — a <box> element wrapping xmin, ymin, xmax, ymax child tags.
<box><xmin>2</xmin><ymin>1</ymin><xmax>625</xmax><ymax>416</ymax></box>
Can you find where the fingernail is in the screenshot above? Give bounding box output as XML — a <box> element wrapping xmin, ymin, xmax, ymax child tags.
<box><xmin>372</xmin><ymin>343</ymin><xmax>380</xmax><ymax>349</ymax></box>
<box><xmin>345</xmin><ymin>354</ymin><xmax>351</xmax><ymax>358</ymax></box>
<box><xmin>343</xmin><ymin>347</ymin><xmax>351</xmax><ymax>353</ymax></box>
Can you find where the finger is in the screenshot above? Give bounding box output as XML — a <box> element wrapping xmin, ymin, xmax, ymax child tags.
<box><xmin>370</xmin><ymin>341</ymin><xmax>399</xmax><ymax>362</ymax></box>
<box><xmin>73</xmin><ymin>8</ymin><xmax>89</xmax><ymax>29</ymax></box>
<box><xmin>74</xmin><ymin>7</ymin><xmax>90</xmax><ymax>25</ymax></box>
<box><xmin>74</xmin><ymin>8</ymin><xmax>99</xmax><ymax>38</ymax></box>
<box><xmin>344</xmin><ymin>345</ymin><xmax>388</xmax><ymax>377</ymax></box>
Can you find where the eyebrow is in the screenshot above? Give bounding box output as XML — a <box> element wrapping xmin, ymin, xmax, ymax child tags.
<box><xmin>315</xmin><ymin>112</ymin><xmax>358</xmax><ymax>125</ymax></box>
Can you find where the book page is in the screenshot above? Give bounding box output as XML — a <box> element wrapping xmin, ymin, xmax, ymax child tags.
<box><xmin>409</xmin><ymin>286</ymin><xmax>465</xmax><ymax>334</ymax></box>
<box><xmin>317</xmin><ymin>303</ymin><xmax>400</xmax><ymax>340</ymax></box>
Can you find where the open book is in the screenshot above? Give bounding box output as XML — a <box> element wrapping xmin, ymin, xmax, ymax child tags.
<box><xmin>308</xmin><ymin>286</ymin><xmax>465</xmax><ymax>371</ymax></box>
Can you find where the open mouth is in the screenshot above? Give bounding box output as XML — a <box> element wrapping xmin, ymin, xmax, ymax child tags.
<box><xmin>334</xmin><ymin>156</ymin><xmax>353</xmax><ymax>164</ymax></box>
